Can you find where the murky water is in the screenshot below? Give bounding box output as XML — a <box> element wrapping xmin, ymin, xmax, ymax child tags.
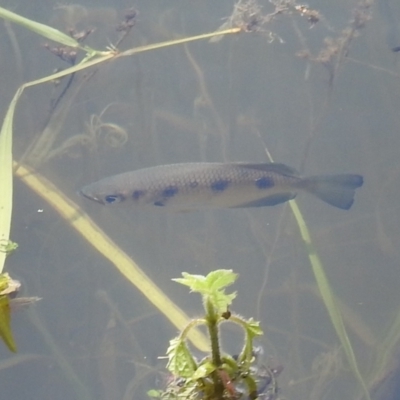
<box><xmin>1</xmin><ymin>1</ymin><xmax>400</xmax><ymax>399</ymax></box>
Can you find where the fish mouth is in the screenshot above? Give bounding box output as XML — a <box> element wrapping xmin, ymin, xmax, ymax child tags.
<box><xmin>78</xmin><ymin>189</ymin><xmax>104</xmax><ymax>205</ymax></box>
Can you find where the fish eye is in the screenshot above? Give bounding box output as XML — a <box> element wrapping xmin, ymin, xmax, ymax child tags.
<box><xmin>104</xmin><ymin>194</ymin><xmax>123</xmax><ymax>204</ymax></box>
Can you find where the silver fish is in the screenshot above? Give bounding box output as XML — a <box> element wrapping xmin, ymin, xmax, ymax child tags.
<box><xmin>79</xmin><ymin>162</ymin><xmax>363</xmax><ymax>210</ymax></box>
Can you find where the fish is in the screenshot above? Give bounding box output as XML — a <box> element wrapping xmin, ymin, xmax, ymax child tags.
<box><xmin>378</xmin><ymin>0</ymin><xmax>400</xmax><ymax>52</ymax></box>
<box><xmin>79</xmin><ymin>162</ymin><xmax>363</xmax><ymax>211</ymax></box>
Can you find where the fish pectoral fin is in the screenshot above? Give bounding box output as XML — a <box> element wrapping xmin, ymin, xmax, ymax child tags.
<box><xmin>231</xmin><ymin>193</ymin><xmax>297</xmax><ymax>208</ymax></box>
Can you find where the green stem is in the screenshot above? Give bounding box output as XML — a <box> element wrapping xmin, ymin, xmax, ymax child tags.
<box><xmin>179</xmin><ymin>318</ymin><xmax>207</xmax><ymax>341</ymax></box>
<box><xmin>204</xmin><ymin>297</ymin><xmax>224</xmax><ymax>398</ymax></box>
<box><xmin>229</xmin><ymin>315</ymin><xmax>253</xmax><ymax>366</ymax></box>
<box><xmin>204</xmin><ymin>297</ymin><xmax>222</xmax><ymax>367</ymax></box>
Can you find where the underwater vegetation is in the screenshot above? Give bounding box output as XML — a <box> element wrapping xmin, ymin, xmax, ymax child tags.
<box><xmin>150</xmin><ymin>270</ymin><xmax>283</xmax><ymax>400</ymax></box>
<box><xmin>0</xmin><ymin>1</ymin><xmax>399</xmax><ymax>400</ymax></box>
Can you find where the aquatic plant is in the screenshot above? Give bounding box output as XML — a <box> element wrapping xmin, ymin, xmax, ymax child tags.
<box><xmin>149</xmin><ymin>269</ymin><xmax>281</xmax><ymax>400</ymax></box>
<box><xmin>0</xmin><ymin>4</ymin><xmax>242</xmax><ymax>354</ymax></box>
<box><xmin>0</xmin><ymin>0</ymin><xmax>320</xmax><ymax>355</ymax></box>
<box><xmin>0</xmin><ymin>1</ymin><xmax>396</xmax><ymax>400</ymax></box>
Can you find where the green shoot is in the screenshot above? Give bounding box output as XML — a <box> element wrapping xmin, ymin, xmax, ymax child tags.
<box><xmin>173</xmin><ymin>269</ymin><xmax>237</xmax><ymax>313</ymax></box>
<box><xmin>155</xmin><ymin>270</ymin><xmax>279</xmax><ymax>400</ymax></box>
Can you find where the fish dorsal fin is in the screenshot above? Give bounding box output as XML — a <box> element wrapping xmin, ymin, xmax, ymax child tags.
<box><xmin>234</xmin><ymin>163</ymin><xmax>299</xmax><ymax>177</ymax></box>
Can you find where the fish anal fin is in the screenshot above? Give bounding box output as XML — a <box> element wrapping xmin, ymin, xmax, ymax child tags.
<box><xmin>232</xmin><ymin>193</ymin><xmax>296</xmax><ymax>208</ymax></box>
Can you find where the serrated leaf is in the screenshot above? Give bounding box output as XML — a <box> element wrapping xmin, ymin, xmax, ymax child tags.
<box><xmin>246</xmin><ymin>319</ymin><xmax>263</xmax><ymax>338</ymax></box>
<box><xmin>209</xmin><ymin>291</ymin><xmax>237</xmax><ymax>313</ymax></box>
<box><xmin>0</xmin><ymin>240</ymin><xmax>18</xmax><ymax>255</ymax></box>
<box><xmin>0</xmin><ymin>295</ymin><xmax>16</xmax><ymax>352</ymax></box>
<box><xmin>192</xmin><ymin>360</ymin><xmax>216</xmax><ymax>380</ymax></box>
<box><xmin>166</xmin><ymin>337</ymin><xmax>197</xmax><ymax>378</ymax></box>
<box><xmin>173</xmin><ymin>270</ymin><xmax>237</xmax><ymax>312</ymax></box>
<box><xmin>205</xmin><ymin>270</ymin><xmax>237</xmax><ymax>291</ymax></box>
<box><xmin>173</xmin><ymin>273</ymin><xmax>207</xmax><ymax>292</ymax></box>
<box><xmin>173</xmin><ymin>270</ymin><xmax>237</xmax><ymax>295</ymax></box>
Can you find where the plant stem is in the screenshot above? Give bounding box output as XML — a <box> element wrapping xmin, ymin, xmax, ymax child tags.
<box><xmin>204</xmin><ymin>297</ymin><xmax>224</xmax><ymax>397</ymax></box>
<box><xmin>205</xmin><ymin>297</ymin><xmax>221</xmax><ymax>367</ymax></box>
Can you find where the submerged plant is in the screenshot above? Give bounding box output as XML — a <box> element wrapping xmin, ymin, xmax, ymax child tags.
<box><xmin>150</xmin><ymin>270</ymin><xmax>282</xmax><ymax>400</ymax></box>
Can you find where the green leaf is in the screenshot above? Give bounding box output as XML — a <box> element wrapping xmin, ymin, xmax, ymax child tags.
<box><xmin>209</xmin><ymin>291</ymin><xmax>236</xmax><ymax>313</ymax></box>
<box><xmin>241</xmin><ymin>319</ymin><xmax>263</xmax><ymax>363</ymax></box>
<box><xmin>230</xmin><ymin>315</ymin><xmax>263</xmax><ymax>366</ymax></box>
<box><xmin>173</xmin><ymin>270</ymin><xmax>237</xmax><ymax>312</ymax></box>
<box><xmin>0</xmin><ymin>7</ymin><xmax>84</xmax><ymax>49</ymax></box>
<box><xmin>0</xmin><ymin>240</ymin><xmax>18</xmax><ymax>255</ymax></box>
<box><xmin>245</xmin><ymin>318</ymin><xmax>263</xmax><ymax>338</ymax></box>
<box><xmin>166</xmin><ymin>337</ymin><xmax>197</xmax><ymax>378</ymax></box>
<box><xmin>203</xmin><ymin>270</ymin><xmax>238</xmax><ymax>291</ymax></box>
<box><xmin>0</xmin><ymin>273</ymin><xmax>20</xmax><ymax>296</ymax></box>
<box><xmin>192</xmin><ymin>360</ymin><xmax>216</xmax><ymax>380</ymax></box>
<box><xmin>242</xmin><ymin>374</ymin><xmax>258</xmax><ymax>400</ymax></box>
<box><xmin>173</xmin><ymin>272</ymin><xmax>207</xmax><ymax>291</ymax></box>
<box><xmin>221</xmin><ymin>355</ymin><xmax>239</xmax><ymax>374</ymax></box>
<box><xmin>147</xmin><ymin>389</ymin><xmax>162</xmax><ymax>398</ymax></box>
<box><xmin>174</xmin><ymin>270</ymin><xmax>237</xmax><ymax>292</ymax></box>
<box><xmin>0</xmin><ymin>295</ymin><xmax>16</xmax><ymax>352</ymax></box>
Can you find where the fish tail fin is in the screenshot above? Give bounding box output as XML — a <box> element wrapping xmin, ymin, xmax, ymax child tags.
<box><xmin>302</xmin><ymin>174</ymin><xmax>363</xmax><ymax>210</ymax></box>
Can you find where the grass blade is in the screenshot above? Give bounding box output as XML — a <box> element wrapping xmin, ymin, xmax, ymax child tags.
<box><xmin>0</xmin><ymin>88</ymin><xmax>21</xmax><ymax>272</ymax></box>
<box><xmin>0</xmin><ymin>296</ymin><xmax>16</xmax><ymax>352</ymax></box>
<box><xmin>289</xmin><ymin>200</ymin><xmax>370</xmax><ymax>400</ymax></box>
<box><xmin>0</xmin><ymin>6</ymin><xmax>242</xmax><ymax>354</ymax></box>
<box><xmin>0</xmin><ymin>6</ymin><xmax>84</xmax><ymax>49</ymax></box>
<box><xmin>261</xmin><ymin>146</ymin><xmax>369</xmax><ymax>399</ymax></box>
<box><xmin>14</xmin><ymin>163</ymin><xmax>210</xmax><ymax>352</ymax></box>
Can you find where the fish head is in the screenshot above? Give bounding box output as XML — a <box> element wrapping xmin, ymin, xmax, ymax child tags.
<box><xmin>79</xmin><ymin>179</ymin><xmax>129</xmax><ymax>205</ymax></box>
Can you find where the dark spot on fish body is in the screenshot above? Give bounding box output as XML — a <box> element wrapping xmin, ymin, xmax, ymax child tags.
<box><xmin>162</xmin><ymin>186</ymin><xmax>179</xmax><ymax>198</ymax></box>
<box><xmin>152</xmin><ymin>186</ymin><xmax>178</xmax><ymax>207</ymax></box>
<box><xmin>189</xmin><ymin>181</ymin><xmax>199</xmax><ymax>188</ymax></box>
<box><xmin>255</xmin><ymin>176</ymin><xmax>274</xmax><ymax>189</ymax></box>
<box><xmin>210</xmin><ymin>179</ymin><xmax>230</xmax><ymax>192</ymax></box>
<box><xmin>132</xmin><ymin>190</ymin><xmax>146</xmax><ymax>200</ymax></box>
